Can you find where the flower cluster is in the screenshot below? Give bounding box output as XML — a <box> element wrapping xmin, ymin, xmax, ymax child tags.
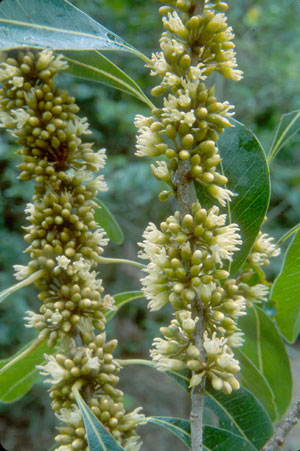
<box><xmin>135</xmin><ymin>0</ymin><xmax>274</xmax><ymax>394</ymax></box>
<box><xmin>0</xmin><ymin>49</ymin><xmax>143</xmax><ymax>450</ymax></box>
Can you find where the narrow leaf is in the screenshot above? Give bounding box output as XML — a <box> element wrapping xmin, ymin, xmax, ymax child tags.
<box><xmin>106</xmin><ymin>291</ymin><xmax>144</xmax><ymax>321</ymax></box>
<box><xmin>205</xmin><ymin>386</ymin><xmax>273</xmax><ymax>449</ymax></box>
<box><xmin>235</xmin><ymin>349</ymin><xmax>278</xmax><ymax>422</ymax></box>
<box><xmin>94</xmin><ymin>199</ymin><xmax>124</xmax><ymax>244</ymax></box>
<box><xmin>0</xmin><ymin>0</ymin><xmax>144</xmax><ymax>60</ymax></box>
<box><xmin>269</xmin><ymin>110</ymin><xmax>300</xmax><ymax>162</ymax></box>
<box><xmin>63</xmin><ymin>50</ymin><xmax>153</xmax><ymax>107</ymax></box>
<box><xmin>146</xmin><ymin>417</ymin><xmax>191</xmax><ymax>448</ymax></box>
<box><xmin>238</xmin><ymin>306</ymin><xmax>292</xmax><ymax>420</ymax></box>
<box><xmin>195</xmin><ymin>119</ymin><xmax>270</xmax><ymax>275</ymax></box>
<box><xmin>271</xmin><ymin>228</ymin><xmax>300</xmax><ymax>343</ymax></box>
<box><xmin>0</xmin><ymin>339</ymin><xmax>54</xmax><ymax>403</ymax></box>
<box><xmin>73</xmin><ymin>387</ymin><xmax>124</xmax><ymax>451</ymax></box>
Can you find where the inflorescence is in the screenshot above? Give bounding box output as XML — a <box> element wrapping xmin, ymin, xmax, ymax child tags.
<box><xmin>0</xmin><ymin>49</ymin><xmax>144</xmax><ymax>451</ymax></box>
<box><xmin>135</xmin><ymin>0</ymin><xmax>279</xmax><ymax>394</ymax></box>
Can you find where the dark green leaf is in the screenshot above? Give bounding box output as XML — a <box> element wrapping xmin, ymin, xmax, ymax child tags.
<box><xmin>73</xmin><ymin>388</ymin><xmax>124</xmax><ymax>451</ymax></box>
<box><xmin>146</xmin><ymin>417</ymin><xmax>191</xmax><ymax>448</ymax></box>
<box><xmin>146</xmin><ymin>418</ymin><xmax>257</xmax><ymax>450</ymax></box>
<box><xmin>63</xmin><ymin>51</ymin><xmax>153</xmax><ymax>107</ymax></box>
<box><xmin>105</xmin><ymin>291</ymin><xmax>144</xmax><ymax>321</ymax></box>
<box><xmin>0</xmin><ymin>339</ymin><xmax>54</xmax><ymax>403</ymax></box>
<box><xmin>205</xmin><ymin>386</ymin><xmax>273</xmax><ymax>449</ymax></box>
<box><xmin>203</xmin><ymin>426</ymin><xmax>257</xmax><ymax>451</ymax></box>
<box><xmin>195</xmin><ymin>119</ymin><xmax>270</xmax><ymax>275</ymax></box>
<box><xmin>269</xmin><ymin>110</ymin><xmax>300</xmax><ymax>162</ymax></box>
<box><xmin>238</xmin><ymin>306</ymin><xmax>292</xmax><ymax>420</ymax></box>
<box><xmin>271</xmin><ymin>228</ymin><xmax>300</xmax><ymax>343</ymax></box>
<box><xmin>94</xmin><ymin>199</ymin><xmax>124</xmax><ymax>244</ymax></box>
<box><xmin>0</xmin><ymin>0</ymin><xmax>143</xmax><ymax>59</ymax></box>
<box><xmin>234</xmin><ymin>349</ymin><xmax>278</xmax><ymax>422</ymax></box>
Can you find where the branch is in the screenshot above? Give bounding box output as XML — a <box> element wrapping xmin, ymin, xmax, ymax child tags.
<box><xmin>261</xmin><ymin>401</ymin><xmax>300</xmax><ymax>450</ymax></box>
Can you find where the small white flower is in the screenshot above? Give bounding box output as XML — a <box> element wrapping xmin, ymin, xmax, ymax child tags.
<box><xmin>85</xmin><ymin>349</ymin><xmax>100</xmax><ymax>371</ymax></box>
<box><xmin>56</xmin><ymin>256</ymin><xmax>71</xmax><ymax>270</ymax></box>
<box><xmin>134</xmin><ymin>115</ymin><xmax>152</xmax><ymax>128</ymax></box>
<box><xmin>12</xmin><ymin>109</ymin><xmax>30</xmax><ymax>129</ymax></box>
<box><xmin>211</xmin><ymin>223</ymin><xmax>242</xmax><ymax>265</ymax></box>
<box><xmin>37</xmin><ymin>354</ymin><xmax>66</xmax><ymax>385</ymax></box>
<box><xmin>163</xmin><ymin>11</ymin><xmax>186</xmax><ymax>34</ymax></box>
<box><xmin>25</xmin><ymin>203</ymin><xmax>35</xmax><ymax>216</ymax></box>
<box><xmin>56</xmin><ymin>406</ymin><xmax>82</xmax><ymax>426</ymax></box>
<box><xmin>24</xmin><ymin>310</ymin><xmax>44</xmax><ymax>328</ymax></box>
<box><xmin>136</xmin><ymin>126</ymin><xmax>163</xmax><ymax>158</ymax></box>
<box><xmin>13</xmin><ymin>264</ymin><xmax>31</xmax><ymax>280</ymax></box>
<box><xmin>227</xmin><ymin>331</ymin><xmax>244</xmax><ymax>348</ymax></box>
<box><xmin>149</xmin><ymin>52</ymin><xmax>169</xmax><ymax>77</ymax></box>
<box><xmin>10</xmin><ymin>76</ymin><xmax>24</xmax><ymax>90</ymax></box>
<box><xmin>208</xmin><ymin>184</ymin><xmax>236</xmax><ymax>207</ymax></box>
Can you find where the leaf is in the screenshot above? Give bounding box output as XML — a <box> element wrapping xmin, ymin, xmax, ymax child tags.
<box><xmin>234</xmin><ymin>349</ymin><xmax>278</xmax><ymax>422</ymax></box>
<box><xmin>105</xmin><ymin>290</ymin><xmax>144</xmax><ymax>321</ymax></box>
<box><xmin>121</xmin><ymin>359</ymin><xmax>272</xmax><ymax>448</ymax></box>
<box><xmin>73</xmin><ymin>387</ymin><xmax>124</xmax><ymax>451</ymax></box>
<box><xmin>269</xmin><ymin>110</ymin><xmax>300</xmax><ymax>162</ymax></box>
<box><xmin>205</xmin><ymin>386</ymin><xmax>273</xmax><ymax>449</ymax></box>
<box><xmin>238</xmin><ymin>306</ymin><xmax>292</xmax><ymax>420</ymax></box>
<box><xmin>203</xmin><ymin>426</ymin><xmax>257</xmax><ymax>451</ymax></box>
<box><xmin>94</xmin><ymin>199</ymin><xmax>124</xmax><ymax>244</ymax></box>
<box><xmin>271</xmin><ymin>228</ymin><xmax>300</xmax><ymax>343</ymax></box>
<box><xmin>146</xmin><ymin>418</ymin><xmax>257</xmax><ymax>450</ymax></box>
<box><xmin>146</xmin><ymin>417</ymin><xmax>191</xmax><ymax>448</ymax></box>
<box><xmin>0</xmin><ymin>0</ymin><xmax>144</xmax><ymax>60</ymax></box>
<box><xmin>0</xmin><ymin>339</ymin><xmax>54</xmax><ymax>403</ymax></box>
<box><xmin>195</xmin><ymin>119</ymin><xmax>270</xmax><ymax>275</ymax></box>
<box><xmin>63</xmin><ymin>51</ymin><xmax>153</xmax><ymax>107</ymax></box>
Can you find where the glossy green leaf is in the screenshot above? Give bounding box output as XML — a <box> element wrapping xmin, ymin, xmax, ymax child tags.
<box><xmin>269</xmin><ymin>110</ymin><xmax>300</xmax><ymax>163</ymax></box>
<box><xmin>234</xmin><ymin>349</ymin><xmax>277</xmax><ymax>422</ymax></box>
<box><xmin>94</xmin><ymin>199</ymin><xmax>124</xmax><ymax>244</ymax></box>
<box><xmin>0</xmin><ymin>339</ymin><xmax>54</xmax><ymax>403</ymax></box>
<box><xmin>146</xmin><ymin>417</ymin><xmax>191</xmax><ymax>448</ymax></box>
<box><xmin>0</xmin><ymin>0</ymin><xmax>145</xmax><ymax>60</ymax></box>
<box><xmin>73</xmin><ymin>387</ymin><xmax>124</xmax><ymax>451</ymax></box>
<box><xmin>203</xmin><ymin>426</ymin><xmax>257</xmax><ymax>451</ymax></box>
<box><xmin>195</xmin><ymin>119</ymin><xmax>270</xmax><ymax>276</ymax></box>
<box><xmin>105</xmin><ymin>290</ymin><xmax>144</xmax><ymax>321</ymax></box>
<box><xmin>146</xmin><ymin>417</ymin><xmax>257</xmax><ymax>450</ymax></box>
<box><xmin>205</xmin><ymin>386</ymin><xmax>273</xmax><ymax>449</ymax></box>
<box><xmin>63</xmin><ymin>50</ymin><xmax>153</xmax><ymax>107</ymax></box>
<box><xmin>238</xmin><ymin>306</ymin><xmax>292</xmax><ymax>420</ymax></box>
<box><xmin>271</xmin><ymin>228</ymin><xmax>300</xmax><ymax>343</ymax></box>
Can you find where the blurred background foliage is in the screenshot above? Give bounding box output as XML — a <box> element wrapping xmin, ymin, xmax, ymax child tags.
<box><xmin>1</xmin><ymin>1</ymin><xmax>300</xmax><ymax>449</ymax></box>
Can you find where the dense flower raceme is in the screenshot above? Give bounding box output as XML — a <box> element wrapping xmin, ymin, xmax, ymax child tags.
<box><xmin>0</xmin><ymin>49</ymin><xmax>144</xmax><ymax>450</ymax></box>
<box><xmin>136</xmin><ymin>0</ymin><xmax>278</xmax><ymax>394</ymax></box>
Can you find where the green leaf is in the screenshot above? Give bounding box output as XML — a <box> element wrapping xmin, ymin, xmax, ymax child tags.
<box><xmin>94</xmin><ymin>199</ymin><xmax>124</xmax><ymax>244</ymax></box>
<box><xmin>203</xmin><ymin>426</ymin><xmax>257</xmax><ymax>451</ymax></box>
<box><xmin>73</xmin><ymin>387</ymin><xmax>124</xmax><ymax>451</ymax></box>
<box><xmin>105</xmin><ymin>291</ymin><xmax>144</xmax><ymax>321</ymax></box>
<box><xmin>146</xmin><ymin>417</ymin><xmax>191</xmax><ymax>448</ymax></box>
<box><xmin>238</xmin><ymin>306</ymin><xmax>292</xmax><ymax>420</ymax></box>
<box><xmin>0</xmin><ymin>339</ymin><xmax>54</xmax><ymax>403</ymax></box>
<box><xmin>0</xmin><ymin>0</ymin><xmax>144</xmax><ymax>60</ymax></box>
<box><xmin>146</xmin><ymin>418</ymin><xmax>257</xmax><ymax>450</ymax></box>
<box><xmin>63</xmin><ymin>51</ymin><xmax>153</xmax><ymax>107</ymax></box>
<box><xmin>205</xmin><ymin>386</ymin><xmax>273</xmax><ymax>449</ymax></box>
<box><xmin>271</xmin><ymin>228</ymin><xmax>300</xmax><ymax>343</ymax></box>
<box><xmin>234</xmin><ymin>349</ymin><xmax>278</xmax><ymax>422</ymax></box>
<box><xmin>269</xmin><ymin>110</ymin><xmax>300</xmax><ymax>163</ymax></box>
<box><xmin>195</xmin><ymin>119</ymin><xmax>270</xmax><ymax>275</ymax></box>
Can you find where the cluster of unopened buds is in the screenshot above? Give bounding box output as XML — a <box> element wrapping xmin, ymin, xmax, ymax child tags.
<box><xmin>0</xmin><ymin>49</ymin><xmax>144</xmax><ymax>450</ymax></box>
<box><xmin>136</xmin><ymin>0</ymin><xmax>279</xmax><ymax>394</ymax></box>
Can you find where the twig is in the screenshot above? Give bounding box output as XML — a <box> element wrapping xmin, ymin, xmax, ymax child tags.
<box><xmin>261</xmin><ymin>401</ymin><xmax>300</xmax><ymax>450</ymax></box>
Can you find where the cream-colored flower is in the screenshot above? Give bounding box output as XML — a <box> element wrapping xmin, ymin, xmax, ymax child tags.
<box><xmin>37</xmin><ymin>354</ymin><xmax>66</xmax><ymax>385</ymax></box>
<box><xmin>211</xmin><ymin>223</ymin><xmax>242</xmax><ymax>264</ymax></box>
